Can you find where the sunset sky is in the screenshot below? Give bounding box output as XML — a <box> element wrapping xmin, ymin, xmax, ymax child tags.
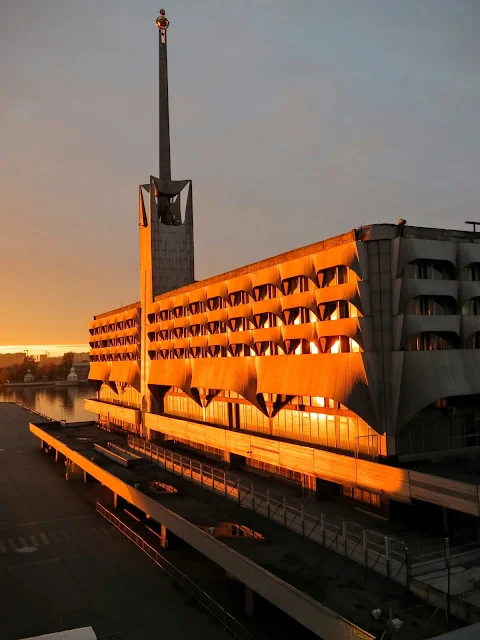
<box><xmin>1</xmin><ymin>1</ymin><xmax>480</xmax><ymax>346</ymax></box>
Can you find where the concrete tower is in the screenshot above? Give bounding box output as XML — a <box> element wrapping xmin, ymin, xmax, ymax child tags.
<box><xmin>139</xmin><ymin>8</ymin><xmax>195</xmax><ymax>304</ymax></box>
<box><xmin>139</xmin><ymin>9</ymin><xmax>195</xmax><ymax>427</ymax></box>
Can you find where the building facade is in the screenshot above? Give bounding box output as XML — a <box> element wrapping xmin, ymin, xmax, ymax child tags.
<box><xmin>86</xmin><ymin>12</ymin><xmax>480</xmax><ymax>516</ymax></box>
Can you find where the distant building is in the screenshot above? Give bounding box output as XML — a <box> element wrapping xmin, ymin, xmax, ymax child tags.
<box><xmin>0</xmin><ymin>353</ymin><xmax>26</xmax><ymax>368</ymax></box>
<box><xmin>67</xmin><ymin>366</ymin><xmax>79</xmax><ymax>383</ymax></box>
<box><xmin>23</xmin><ymin>369</ymin><xmax>34</xmax><ymax>383</ymax></box>
<box><xmin>73</xmin><ymin>362</ymin><xmax>90</xmax><ymax>381</ymax></box>
<box><xmin>73</xmin><ymin>352</ymin><xmax>90</xmax><ymax>363</ymax></box>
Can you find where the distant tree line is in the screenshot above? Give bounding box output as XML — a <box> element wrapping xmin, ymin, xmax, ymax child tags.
<box><xmin>0</xmin><ymin>352</ymin><xmax>75</xmax><ymax>384</ymax></box>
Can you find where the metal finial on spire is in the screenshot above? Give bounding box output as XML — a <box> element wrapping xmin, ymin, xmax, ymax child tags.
<box><xmin>156</xmin><ymin>9</ymin><xmax>169</xmax><ymax>31</ymax></box>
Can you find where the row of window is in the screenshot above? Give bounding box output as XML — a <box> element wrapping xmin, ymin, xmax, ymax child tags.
<box><xmin>90</xmin><ymin>354</ymin><xmax>140</xmax><ymax>361</ymax></box>
<box><xmin>148</xmin><ymin>302</ymin><xmax>359</xmax><ymax>341</ymax></box>
<box><xmin>90</xmin><ymin>337</ymin><xmax>139</xmax><ymax>348</ymax></box>
<box><xmin>149</xmin><ymin>267</ymin><xmax>353</xmax><ymax>322</ymax></box>
<box><xmin>90</xmin><ymin>319</ymin><xmax>137</xmax><ymax>336</ymax></box>
<box><xmin>149</xmin><ymin>336</ymin><xmax>361</xmax><ymax>360</ymax></box>
<box><xmin>407</xmin><ymin>331</ymin><xmax>480</xmax><ymax>351</ymax></box>
<box><xmin>402</xmin><ymin>260</ymin><xmax>480</xmax><ymax>281</ymax></box>
<box><xmin>405</xmin><ymin>296</ymin><xmax>480</xmax><ymax>316</ymax></box>
<box><xmin>163</xmin><ymin>391</ymin><xmax>381</xmax><ymax>455</ymax></box>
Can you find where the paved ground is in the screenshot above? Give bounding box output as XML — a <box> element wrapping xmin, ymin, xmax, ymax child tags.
<box><xmin>33</xmin><ymin>418</ymin><xmax>465</xmax><ymax>640</ymax></box>
<box><xmin>0</xmin><ymin>403</ymin><xmax>231</xmax><ymax>640</ymax></box>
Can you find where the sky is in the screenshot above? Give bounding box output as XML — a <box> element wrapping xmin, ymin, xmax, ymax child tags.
<box><xmin>1</xmin><ymin>0</ymin><xmax>480</xmax><ymax>346</ymax></box>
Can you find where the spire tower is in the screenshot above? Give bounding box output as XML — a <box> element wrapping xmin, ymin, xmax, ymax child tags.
<box><xmin>156</xmin><ymin>9</ymin><xmax>171</xmax><ymax>180</ymax></box>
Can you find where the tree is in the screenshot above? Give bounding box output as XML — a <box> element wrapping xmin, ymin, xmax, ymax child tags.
<box><xmin>58</xmin><ymin>352</ymin><xmax>75</xmax><ymax>379</ymax></box>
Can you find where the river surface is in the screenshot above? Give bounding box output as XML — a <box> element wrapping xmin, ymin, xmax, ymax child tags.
<box><xmin>0</xmin><ymin>383</ymin><xmax>96</xmax><ymax>422</ymax></box>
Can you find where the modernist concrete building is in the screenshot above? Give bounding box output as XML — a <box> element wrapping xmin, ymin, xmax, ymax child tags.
<box><xmin>86</xmin><ymin>11</ymin><xmax>480</xmax><ymax>520</ymax></box>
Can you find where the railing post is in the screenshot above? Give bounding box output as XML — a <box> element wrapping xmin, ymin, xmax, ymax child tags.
<box><xmin>301</xmin><ymin>503</ymin><xmax>305</xmax><ymax>537</ymax></box>
<box><xmin>211</xmin><ymin>468</ymin><xmax>215</xmax><ymax>492</ymax></box>
<box><xmin>343</xmin><ymin>521</ymin><xmax>347</xmax><ymax>556</ymax></box>
<box><xmin>163</xmin><ymin>448</ymin><xmax>166</xmax><ymax>468</ymax></box>
<box><xmin>237</xmin><ymin>478</ymin><xmax>241</xmax><ymax>504</ymax></box>
<box><xmin>283</xmin><ymin>497</ymin><xmax>287</xmax><ymax>527</ymax></box>
<box><xmin>445</xmin><ymin>537</ymin><xmax>451</xmax><ymax>623</ymax></box>
<box><xmin>363</xmin><ymin>530</ymin><xmax>368</xmax><ymax>567</ymax></box>
<box><xmin>321</xmin><ymin>512</ymin><xmax>325</xmax><ymax>546</ymax></box>
<box><xmin>251</xmin><ymin>483</ymin><xmax>255</xmax><ymax>510</ymax></box>
<box><xmin>224</xmin><ymin>471</ymin><xmax>228</xmax><ymax>497</ymax></box>
<box><xmin>266</xmin><ymin>490</ymin><xmax>270</xmax><ymax>519</ymax></box>
<box><xmin>190</xmin><ymin>459</ymin><xmax>193</xmax><ymax>482</ymax></box>
<box><xmin>385</xmin><ymin>536</ymin><xmax>390</xmax><ymax>579</ymax></box>
<box><xmin>180</xmin><ymin>456</ymin><xmax>183</xmax><ymax>477</ymax></box>
<box><xmin>405</xmin><ymin>546</ymin><xmax>410</xmax><ymax>591</ymax></box>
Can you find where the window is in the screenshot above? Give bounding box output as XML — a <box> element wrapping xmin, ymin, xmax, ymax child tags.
<box><xmin>462</xmin><ymin>298</ymin><xmax>480</xmax><ymax>316</ymax></box>
<box><xmin>229</xmin><ymin>291</ymin><xmax>250</xmax><ymax>306</ymax></box>
<box><xmin>190</xmin><ymin>347</ymin><xmax>206</xmax><ymax>358</ymax></box>
<box><xmin>405</xmin><ymin>296</ymin><xmax>455</xmax><ymax>315</ymax></box>
<box><xmin>461</xmin><ymin>263</ymin><xmax>480</xmax><ymax>281</ymax></box>
<box><xmin>253</xmin><ymin>284</ymin><xmax>277</xmax><ymax>301</ymax></box>
<box><xmin>253</xmin><ymin>312</ymin><xmax>279</xmax><ymax>329</ymax></box>
<box><xmin>255</xmin><ymin>341</ymin><xmax>278</xmax><ymax>356</ymax></box>
<box><xmin>407</xmin><ymin>332</ymin><xmax>456</xmax><ymax>351</ymax></box>
<box><xmin>206</xmin><ymin>296</ymin><xmax>226</xmax><ymax>311</ymax></box>
<box><xmin>230</xmin><ymin>344</ymin><xmax>253</xmax><ymax>357</ymax></box>
<box><xmin>282</xmin><ymin>276</ymin><xmax>309</xmax><ymax>295</ymax></box>
<box><xmin>207</xmin><ymin>321</ymin><xmax>225</xmax><ymax>334</ymax></box>
<box><xmin>228</xmin><ymin>317</ymin><xmax>248</xmax><ymax>332</ymax></box>
<box><xmin>465</xmin><ymin>333</ymin><xmax>480</xmax><ymax>349</ymax></box>
<box><xmin>321</xmin><ymin>300</ymin><xmax>350</xmax><ymax>321</ymax></box>
<box><xmin>403</xmin><ymin>260</ymin><xmax>454</xmax><ymax>281</ymax></box>
<box><xmin>189</xmin><ymin>324</ymin><xmax>206</xmax><ymax>337</ymax></box>
<box><xmin>318</xmin><ymin>265</ymin><xmax>348</xmax><ymax>288</ymax></box>
<box><xmin>326</xmin><ymin>336</ymin><xmax>361</xmax><ymax>353</ymax></box>
<box><xmin>189</xmin><ymin>301</ymin><xmax>205</xmax><ymax>315</ymax></box>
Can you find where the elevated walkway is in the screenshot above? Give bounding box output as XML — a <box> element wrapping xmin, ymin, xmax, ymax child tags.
<box><xmin>30</xmin><ymin>420</ymin><xmax>374</xmax><ymax>640</ymax></box>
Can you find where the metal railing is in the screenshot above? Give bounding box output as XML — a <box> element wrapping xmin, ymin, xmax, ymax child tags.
<box><xmin>11</xmin><ymin>400</ymin><xmax>56</xmax><ymax>422</ymax></box>
<box><xmin>128</xmin><ymin>435</ymin><xmax>409</xmax><ymax>585</ymax></box>
<box><xmin>410</xmin><ymin>531</ymin><xmax>480</xmax><ymax>577</ymax></box>
<box><xmin>96</xmin><ymin>501</ymin><xmax>252</xmax><ymax>640</ymax></box>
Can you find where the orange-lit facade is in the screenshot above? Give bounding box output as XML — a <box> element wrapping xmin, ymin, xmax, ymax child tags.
<box><xmin>87</xmin><ymin>221</ymin><xmax>480</xmax><ymax>511</ymax></box>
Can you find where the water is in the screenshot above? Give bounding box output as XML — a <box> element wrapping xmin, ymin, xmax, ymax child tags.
<box><xmin>0</xmin><ymin>383</ymin><xmax>97</xmax><ymax>422</ymax></box>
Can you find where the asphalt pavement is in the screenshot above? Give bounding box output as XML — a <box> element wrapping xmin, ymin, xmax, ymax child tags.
<box><xmin>0</xmin><ymin>402</ymin><xmax>230</xmax><ymax>640</ymax></box>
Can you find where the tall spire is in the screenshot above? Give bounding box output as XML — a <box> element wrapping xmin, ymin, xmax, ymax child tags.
<box><xmin>156</xmin><ymin>9</ymin><xmax>171</xmax><ymax>181</ymax></box>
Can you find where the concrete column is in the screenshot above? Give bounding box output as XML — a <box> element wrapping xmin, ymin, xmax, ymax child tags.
<box><xmin>160</xmin><ymin>524</ymin><xmax>168</xmax><ymax>549</ymax></box>
<box><xmin>222</xmin><ymin>451</ymin><xmax>231</xmax><ymax>469</ymax></box>
<box><xmin>230</xmin><ymin>453</ymin><xmax>246</xmax><ymax>470</ymax></box>
<box><xmin>245</xmin><ymin>585</ymin><xmax>254</xmax><ymax>618</ymax></box>
<box><xmin>301</xmin><ymin>474</ymin><xmax>316</xmax><ymax>498</ymax></box>
<box><xmin>65</xmin><ymin>461</ymin><xmax>83</xmax><ymax>482</ymax></box>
